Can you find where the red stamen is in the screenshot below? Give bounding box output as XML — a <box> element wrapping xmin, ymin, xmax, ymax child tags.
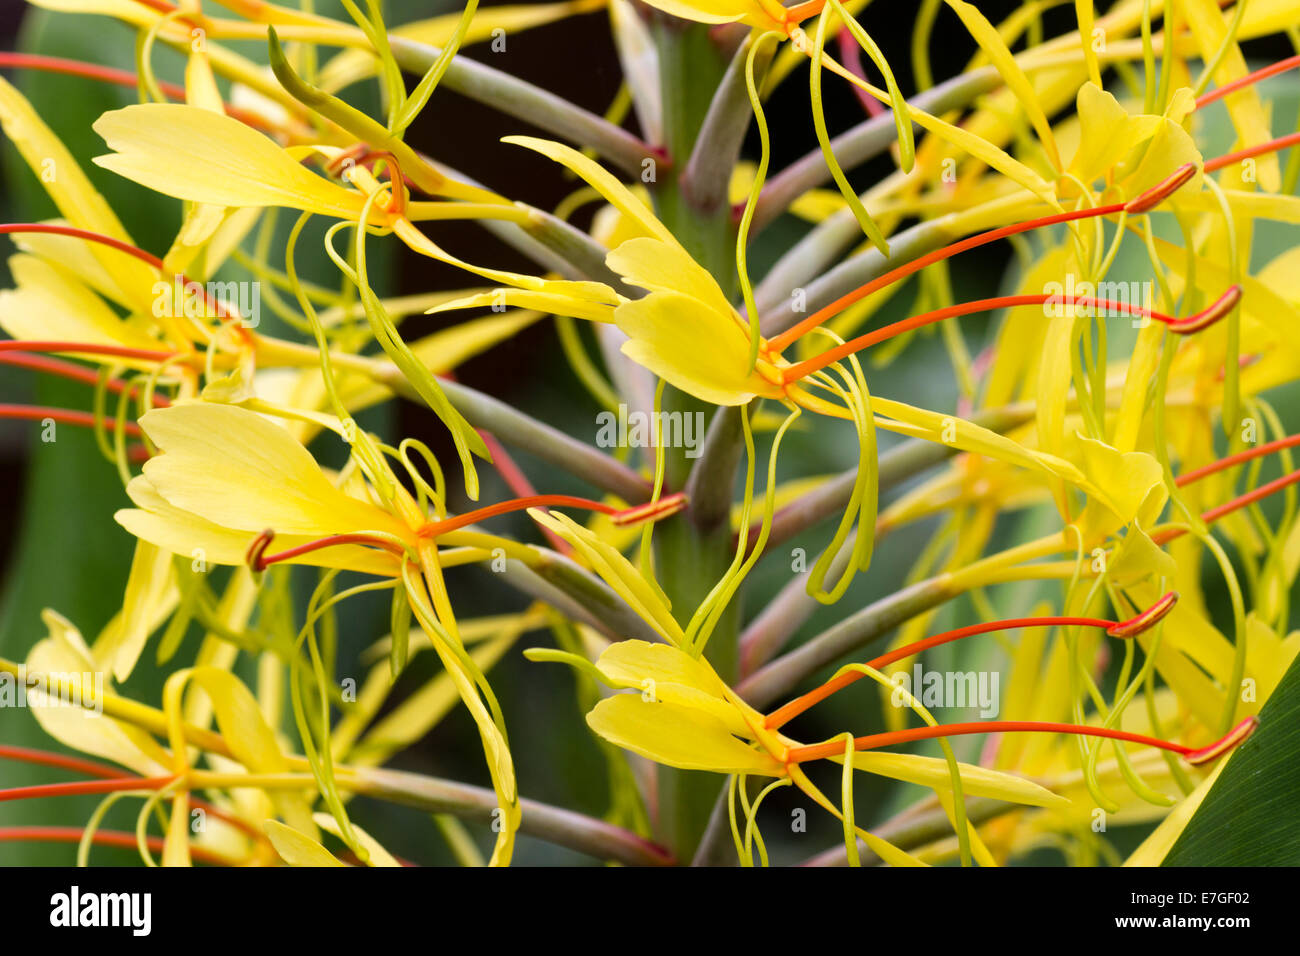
<box><xmin>0</xmin><ymin>353</ymin><xmax>171</xmax><ymax>405</ymax></box>
<box><xmin>0</xmin><ymin>746</ymin><xmax>263</xmax><ymax>839</ymax></box>
<box><xmin>764</xmin><ymin>594</ymin><xmax>1176</xmax><ymax>730</ymax></box>
<box><xmin>1154</xmin><ymin>466</ymin><xmax>1300</xmax><ymax>545</ymax></box>
<box><xmin>1123</xmin><ymin>163</ymin><xmax>1198</xmax><ymax>214</ymax></box>
<box><xmin>478</xmin><ymin>429</ymin><xmax>572</xmax><ymax>557</ymax></box>
<box><xmin>0</xmin><ymin>340</ymin><xmax>177</xmax><ymax>363</ymax></box>
<box><xmin>328</xmin><ymin>148</ymin><xmax>410</xmax><ymax>213</ymax></box>
<box><xmin>247</xmin><ymin>530</ymin><xmax>408</xmax><ymax>571</ymax></box>
<box><xmin>0</xmin><ymin>404</ymin><xmax>142</xmax><ymax>437</ymax></box>
<box><xmin>767</xmin><ymin>164</ymin><xmax>1197</xmax><ymax>353</ymax></box>
<box><xmin>0</xmin><ymin>827</ymin><xmax>233</xmax><ymax>865</ymax></box>
<box><xmin>0</xmin><ymin>53</ymin><xmax>270</xmax><ymax>130</ymax></box>
<box><xmin>837</xmin><ymin>26</ymin><xmax>886</xmax><ymax>117</ymax></box>
<box><xmin>0</xmin><ymin>52</ymin><xmax>184</xmax><ymax>97</ymax></box>
<box><xmin>1176</xmin><ymin>433</ymin><xmax>1300</xmax><ymax>487</ymax></box>
<box><xmin>1205</xmin><ymin>131</ymin><xmax>1300</xmax><ymax>173</ymax></box>
<box><xmin>784</xmin><ymin>716</ymin><xmax>1258</xmax><ymax>764</ymax></box>
<box><xmin>1196</xmin><ymin>55</ymin><xmax>1300</xmax><ymax>109</ymax></box>
<box><xmin>0</xmin><ymin>744</ymin><xmax>132</xmax><ymax>779</ymax></box>
<box><xmin>781</xmin><ymin>287</ymin><xmax>1236</xmax><ymax>383</ymax></box>
<box><xmin>1106</xmin><ymin>590</ymin><xmax>1180</xmax><ymax>637</ymax></box>
<box><xmin>610</xmin><ymin>492</ymin><xmax>689</xmax><ymax>526</ymax></box>
<box><xmin>0</xmin><ymin>776</ymin><xmax>175</xmax><ymax>802</ymax></box>
<box><xmin>1184</xmin><ymin>716</ymin><xmax>1258</xmax><ymax>764</ymax></box>
<box><xmin>417</xmin><ymin>493</ymin><xmax>687</xmax><ymax>539</ymax></box>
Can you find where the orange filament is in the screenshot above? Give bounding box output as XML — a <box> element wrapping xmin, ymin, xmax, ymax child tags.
<box><xmin>328</xmin><ymin>149</ymin><xmax>409</xmax><ymax>215</ymax></box>
<box><xmin>0</xmin><ymin>353</ymin><xmax>172</xmax><ymax>406</ymax></box>
<box><xmin>1176</xmin><ymin>433</ymin><xmax>1300</xmax><ymax>487</ymax></box>
<box><xmin>1196</xmin><ymin>55</ymin><xmax>1300</xmax><ymax>109</ymax></box>
<box><xmin>0</xmin><ymin>827</ymin><xmax>233</xmax><ymax>865</ymax></box>
<box><xmin>247</xmin><ymin>530</ymin><xmax>408</xmax><ymax>571</ymax></box>
<box><xmin>0</xmin><ymin>340</ymin><xmax>180</xmax><ymax>363</ymax></box>
<box><xmin>1105</xmin><ymin>590</ymin><xmax>1180</xmax><ymax>637</ymax></box>
<box><xmin>478</xmin><ymin>429</ymin><xmax>572</xmax><ymax>557</ymax></box>
<box><xmin>767</xmin><ymin>164</ymin><xmax>1197</xmax><ymax>353</ymax></box>
<box><xmin>416</xmin><ymin>492</ymin><xmax>687</xmax><ymax>538</ymax></box>
<box><xmin>0</xmin><ymin>776</ymin><xmax>176</xmax><ymax>802</ymax></box>
<box><xmin>0</xmin><ymin>53</ymin><xmax>268</xmax><ymax>130</ymax></box>
<box><xmin>780</xmin><ymin>286</ymin><xmax>1238</xmax><ymax>384</ymax></box>
<box><xmin>0</xmin><ymin>745</ymin><xmax>262</xmax><ymax>839</ymax></box>
<box><xmin>779</xmin><ymin>0</ymin><xmax>826</xmax><ymax>26</ymax></box>
<box><xmin>1204</xmin><ymin>131</ymin><xmax>1300</xmax><ymax>173</ymax></box>
<box><xmin>764</xmin><ymin>593</ymin><xmax>1177</xmax><ymax>730</ymax></box>
<box><xmin>0</xmin><ymin>404</ymin><xmax>143</xmax><ymax>437</ymax></box>
<box><xmin>0</xmin><ymin>744</ymin><xmax>135</xmax><ymax>779</ymax></box>
<box><xmin>1154</xmin><ymin>466</ymin><xmax>1300</xmax><ymax>545</ymax></box>
<box><xmin>784</xmin><ymin>715</ymin><xmax>1258</xmax><ymax>765</ymax></box>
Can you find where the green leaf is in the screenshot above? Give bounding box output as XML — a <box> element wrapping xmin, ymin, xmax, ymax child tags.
<box><xmin>1164</xmin><ymin>653</ymin><xmax>1300</xmax><ymax>865</ymax></box>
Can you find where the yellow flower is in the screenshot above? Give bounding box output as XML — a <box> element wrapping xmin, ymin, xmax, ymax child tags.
<box><xmin>116</xmin><ymin>402</ymin><xmax>413</xmax><ymax>575</ymax></box>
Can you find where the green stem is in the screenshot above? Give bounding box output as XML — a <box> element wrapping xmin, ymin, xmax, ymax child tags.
<box><xmin>649</xmin><ymin>15</ymin><xmax>743</xmax><ymax>862</ymax></box>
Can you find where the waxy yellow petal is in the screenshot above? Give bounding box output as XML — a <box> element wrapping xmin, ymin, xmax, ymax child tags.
<box><xmin>595</xmin><ymin>640</ymin><xmax>756</xmax><ymax>737</ymax></box>
<box><xmin>138</xmin><ymin>402</ymin><xmax>408</xmax><ymax>539</ymax></box>
<box><xmin>265</xmin><ymin>820</ymin><xmax>347</xmax><ymax>867</ymax></box>
<box><xmin>94</xmin><ymin>104</ymin><xmax>367</xmax><ymax>220</ymax></box>
<box><xmin>587</xmin><ymin>694</ymin><xmax>784</xmax><ymax>775</ymax></box>
<box><xmin>25</xmin><ymin>611</ymin><xmax>172</xmax><ymax>777</ymax></box>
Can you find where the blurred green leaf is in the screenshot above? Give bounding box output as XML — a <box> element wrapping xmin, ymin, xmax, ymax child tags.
<box><xmin>1164</xmin><ymin>653</ymin><xmax>1300</xmax><ymax>865</ymax></box>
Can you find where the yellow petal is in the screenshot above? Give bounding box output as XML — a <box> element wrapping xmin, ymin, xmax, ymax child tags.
<box><xmin>945</xmin><ymin>0</ymin><xmax>1060</xmax><ymax>169</ymax></box>
<box><xmin>312</xmin><ymin>812</ymin><xmax>400</xmax><ymax>867</ymax></box>
<box><xmin>24</xmin><ymin>610</ymin><xmax>172</xmax><ymax>776</ymax></box>
<box><xmin>138</xmin><ymin>402</ymin><xmax>408</xmax><ymax>538</ymax></box>
<box><xmin>616</xmin><ymin>290</ymin><xmax>780</xmax><ymax>405</ymax></box>
<box><xmin>92</xmin><ymin>541</ymin><xmax>177</xmax><ymax>682</ymax></box>
<box><xmin>595</xmin><ymin>640</ymin><xmax>756</xmax><ymax>737</ymax></box>
<box><xmin>93</xmin><ymin>104</ymin><xmax>366</xmax><ymax>219</ymax></box>
<box><xmin>502</xmin><ymin>135</ymin><xmax>676</xmax><ymax>243</ymax></box>
<box><xmin>0</xmin><ymin>77</ymin><xmax>157</xmax><ymax>307</ymax></box>
<box><xmin>587</xmin><ymin>694</ymin><xmax>784</xmax><ymax>775</ymax></box>
<box><xmin>264</xmin><ymin>820</ymin><xmax>347</xmax><ymax>867</ymax></box>
<box><xmin>188</xmin><ymin>667</ymin><xmax>316</xmax><ymax>836</ymax></box>
<box><xmin>115</xmin><ymin>477</ymin><xmax>399</xmax><ymax>576</ymax></box>
<box><xmin>1068</xmin><ymin>83</ymin><xmax>1160</xmax><ymax>184</ymax></box>
<box><xmin>0</xmin><ymin>254</ymin><xmax>163</xmax><ymax>355</ymax></box>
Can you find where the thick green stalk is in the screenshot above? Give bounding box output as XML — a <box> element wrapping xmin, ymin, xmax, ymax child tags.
<box><xmin>648</xmin><ymin>16</ymin><xmax>742</xmax><ymax>861</ymax></box>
